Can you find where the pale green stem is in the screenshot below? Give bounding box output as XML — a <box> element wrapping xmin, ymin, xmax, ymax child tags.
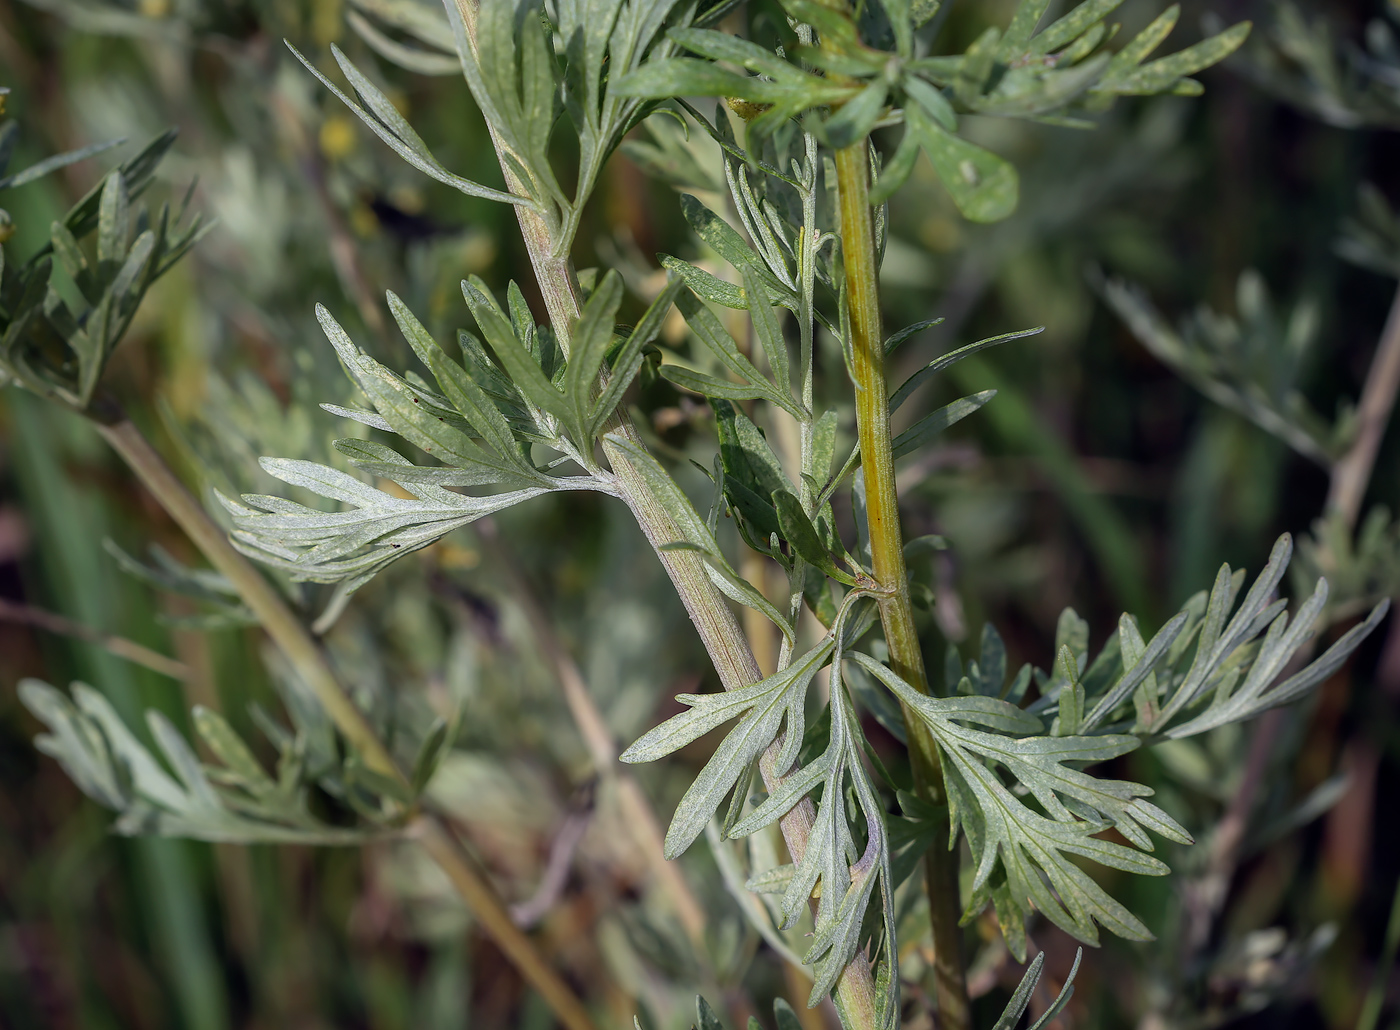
<box><xmin>94</xmin><ymin>415</ymin><xmax>400</xmax><ymax>781</ymax></box>
<box><xmin>449</xmin><ymin>3</ymin><xmax>882</xmax><ymax>1021</ymax></box>
<box><xmin>92</xmin><ymin>412</ymin><xmax>598</xmax><ymax>1030</ymax></box>
<box><xmin>833</xmin><ymin>142</ymin><xmax>972</xmax><ymax>1030</ymax></box>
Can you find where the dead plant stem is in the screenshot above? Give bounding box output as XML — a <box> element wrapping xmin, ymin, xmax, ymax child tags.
<box><xmin>1326</xmin><ymin>281</ymin><xmax>1400</xmax><ymax>528</ymax></box>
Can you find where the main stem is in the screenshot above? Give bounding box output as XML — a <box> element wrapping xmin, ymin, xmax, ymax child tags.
<box><xmin>91</xmin><ymin>411</ymin><xmax>598</xmax><ymax>1030</ymax></box>
<box><xmin>449</xmin><ymin>3</ymin><xmax>883</xmax><ymax>1023</ymax></box>
<box><xmin>833</xmin><ymin>144</ymin><xmax>972</xmax><ymax>1030</ymax></box>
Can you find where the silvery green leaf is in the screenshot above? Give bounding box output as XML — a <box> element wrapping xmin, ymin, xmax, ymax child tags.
<box><xmin>621</xmin><ymin>635</ymin><xmax>835</xmax><ymax>856</ymax></box>
<box><xmin>954</xmin><ymin>26</ymin><xmax>1001</xmax><ymax>104</ymax></box>
<box><xmin>193</xmin><ymin>707</ymin><xmax>274</xmax><ymax>793</ymax></box>
<box><xmin>226</xmin><ymin>446</ymin><xmax>564</xmax><ymax>593</ymax></box>
<box><xmin>741</xmin><ymin>263</ymin><xmax>791</xmax><ymax>397</ymax></box>
<box><xmin>49</xmin><ymin>221</ymin><xmax>90</xmax><ymax>293</ymax></box>
<box><xmin>334</xmin><ymin>439</ymin><xmax>516</xmax><ymax>488</ymax></box>
<box><xmin>727</xmin><ymin>644</ymin><xmax>897</xmax><ymax>1022</ymax></box>
<box><xmin>612</xmin><ymin>58</ymin><xmax>768</xmax><ymax>101</ymax></box>
<box><xmin>661</xmin><ymin>364</ymin><xmax>788</xmax><ymax>406</ymax></box>
<box><xmin>104</xmin><ymin>539</ymin><xmax>256</xmax><ymax>624</ymax></box>
<box><xmin>979</xmin><ymin>623</ymin><xmax>1008</xmax><ymax>697</ymax></box>
<box><xmin>287</xmin><ymin>43</ymin><xmax>524</xmax><ymax>207</ymax></box>
<box><xmin>462</xmin><ymin>278</ymin><xmax>574</xmax><ymax>435</ymax></box>
<box><xmin>667</xmin><ymin>28</ymin><xmax>806</xmax><ymax>82</ymax></box>
<box><xmin>319</xmin><ymin>303</ymin><xmax>537</xmax><ymax>482</ymax></box>
<box><xmin>906</xmin><ymin>103</ymin><xmax>1019</xmax><ymax>223</ymax></box>
<box><xmin>1029</xmin><ymin>0</ymin><xmax>1123</xmax><ymax>56</ymax></box>
<box><xmin>821</xmin><ymin>79</ymin><xmax>888</xmax><ymax>150</ymax></box>
<box><xmin>24</xmin><ymin>681</ymin><xmax>377</xmax><ymax>845</ymax></box>
<box><xmin>713</xmin><ymin>400</ymin><xmax>788</xmax><ymax>543</ymax></box>
<box><xmin>96</xmin><ymin>172</ymin><xmax>129</xmax><ymax>268</ymax></box>
<box><xmin>891</xmin><ymin>389</ymin><xmax>997</xmax><ymax>458</ymax></box>
<box><xmin>972</xmin><ymin>54</ymin><xmax>1111</xmax><ymax>118</ymax></box>
<box><xmin>1156</xmin><ymin>534</ymin><xmax>1295</xmax><ymax>724</ymax></box>
<box><xmin>147</xmin><ymin>710</ymin><xmax>223</xmax><ymax>811</ymax></box>
<box><xmin>411</xmin><ymin>718</ymin><xmax>450</xmax><ymax>795</ymax></box>
<box><xmin>744</xmin><ymin>863</ymin><xmax>795</xmax><ymax>894</ymax></box>
<box><xmin>1081</xmin><ymin>610</ymin><xmax>1187</xmax><ymax>731</ymax></box>
<box><xmin>777</xmin><ymin>0</ymin><xmax>862</xmax><ymax>53</ymax></box>
<box><xmin>695</xmin><ymin>996</ymin><xmax>724</xmax><ymax>1030</ymax></box>
<box><xmin>889</xmin><ymin>327</ymin><xmax>1042</xmax><ymax>411</ymax></box>
<box><xmin>588</xmin><ymin>274</ymin><xmax>685</xmax><ymax>435</ymax></box>
<box><xmin>57</xmin><ymin>130</ymin><xmax>175</xmax><ymax>244</ymax></box>
<box><xmin>659</xmin><ymin>254</ymin><xmax>746</xmax><ymax>308</ymax></box>
<box><xmin>679</xmin><ymin>194</ymin><xmax>786</xmax><ymax>301</ymax></box>
<box><xmin>1166</xmin><ymin>591</ymin><xmax>1389</xmax><ymax>738</ymax></box>
<box><xmin>19</xmin><ymin>679</ymin><xmax>127</xmax><ymax>810</ymax></box>
<box><xmin>992</xmin><ymin>949</ymin><xmax>1083</xmax><ymax>1030</ymax></box>
<box><xmin>869</xmin><ymin>128</ymin><xmax>920</xmax><ymax>207</ymax></box>
<box><xmin>997</xmin><ymin>0</ymin><xmax>1054</xmax><ymax>59</ymax></box>
<box><xmin>0</xmin><ymin>136</ymin><xmax>123</xmax><ymax>192</ymax></box>
<box><xmin>672</xmin><ymin>290</ymin><xmax>804</xmax><ymax>418</ymax></box>
<box><xmin>854</xmin><ymin>653</ymin><xmax>1178</xmax><ymax>946</ymax></box>
<box><xmin>386</xmin><ymin>291</ymin><xmax>537</xmax><ymax>472</ymax></box>
<box><xmin>773</xmin><ymin>489</ymin><xmax>855</xmax><ymax>585</ymax></box>
<box><xmin>1093</xmin><ymin>12</ymin><xmax>1251</xmax><ymax>97</ymax></box>
<box><xmin>564</xmin><ymin>269</ymin><xmax>624</xmax><ymax>441</ymax></box>
<box><xmin>347</xmin><ymin>9</ymin><xmax>460</xmax><ymax>76</ymax></box>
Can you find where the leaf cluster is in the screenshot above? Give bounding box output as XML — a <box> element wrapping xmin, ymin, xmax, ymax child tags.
<box><xmin>614</xmin><ymin>0</ymin><xmax>1250</xmax><ymax>222</ymax></box>
<box><xmin>19</xmin><ymin>677</ymin><xmax>451</xmax><ymax>844</ymax></box>
<box><xmin>1240</xmin><ymin>1</ymin><xmax>1400</xmax><ymax>130</ymax></box>
<box><xmin>0</xmin><ymin>127</ymin><xmax>208</xmax><ymax>412</ymax></box>
<box><xmin>224</xmin><ymin>274</ymin><xmax>678</xmax><ymax>620</ymax></box>
<box><xmin>1100</xmin><ymin>269</ymin><xmax>1346</xmax><ymax>467</ymax></box>
<box><xmin>319</xmin><ymin>0</ymin><xmax>735</xmax><ymax>253</ymax></box>
<box><xmin>664</xmin><ymin>944</ymin><xmax>1081</xmax><ymax>1030</ymax></box>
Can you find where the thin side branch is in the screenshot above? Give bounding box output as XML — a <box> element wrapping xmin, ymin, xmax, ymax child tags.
<box><xmin>470</xmin><ymin>519</ymin><xmax>710</xmax><ymax>947</ymax></box>
<box><xmin>414</xmin><ymin>815</ymin><xmax>598</xmax><ymax>1030</ymax></box>
<box><xmin>0</xmin><ymin>597</ymin><xmax>191</xmax><ymax>680</ymax></box>
<box><xmin>1327</xmin><ymin>282</ymin><xmax>1400</xmax><ymax>529</ymax></box>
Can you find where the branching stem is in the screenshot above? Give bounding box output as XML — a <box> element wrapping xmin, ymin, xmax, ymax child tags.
<box><xmin>90</xmin><ymin>410</ymin><xmax>599</xmax><ymax>1030</ymax></box>
<box><xmin>832</xmin><ymin>141</ymin><xmax>972</xmax><ymax>1030</ymax></box>
<box><xmin>94</xmin><ymin>413</ymin><xmax>400</xmax><ymax>780</ymax></box>
<box><xmin>447</xmin><ymin>3</ymin><xmax>886</xmax><ymax>1020</ymax></box>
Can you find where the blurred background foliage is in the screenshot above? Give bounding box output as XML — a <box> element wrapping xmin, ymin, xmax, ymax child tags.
<box><xmin>1</xmin><ymin>1</ymin><xmax>1399</xmax><ymax>1028</ymax></box>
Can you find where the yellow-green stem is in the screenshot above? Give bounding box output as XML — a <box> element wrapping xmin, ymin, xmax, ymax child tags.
<box><xmin>833</xmin><ymin>143</ymin><xmax>972</xmax><ymax>1030</ymax></box>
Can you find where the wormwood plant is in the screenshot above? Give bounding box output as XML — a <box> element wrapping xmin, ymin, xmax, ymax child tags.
<box><xmin>4</xmin><ymin>2</ymin><xmax>1394</xmax><ymax>1030</ymax></box>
